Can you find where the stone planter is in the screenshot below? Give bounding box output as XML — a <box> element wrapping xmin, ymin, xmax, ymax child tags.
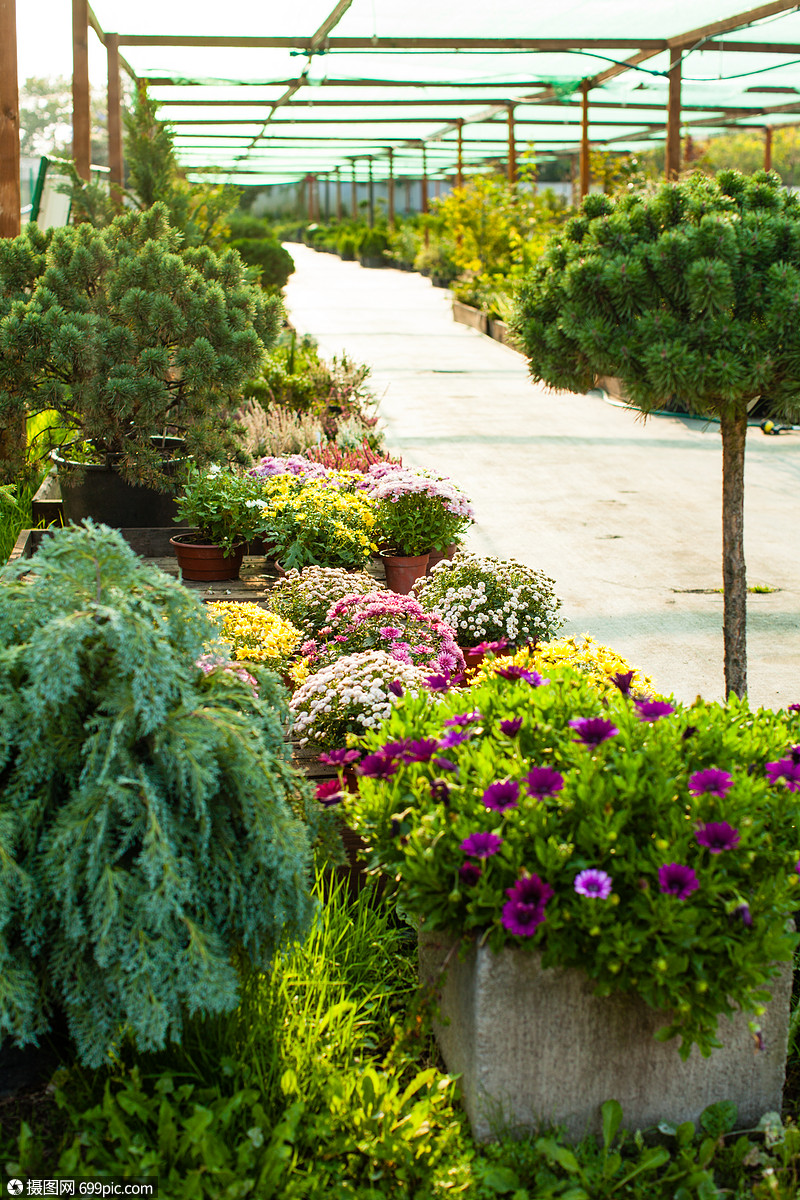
<box><xmin>452</xmin><ymin>299</ymin><xmax>489</xmax><ymax>335</ymax></box>
<box><xmin>419</xmin><ymin>931</ymin><xmax>792</xmax><ymax>1143</ymax></box>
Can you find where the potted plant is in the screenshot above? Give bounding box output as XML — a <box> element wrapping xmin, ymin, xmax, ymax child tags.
<box><xmin>301</xmin><ymin>590</ymin><xmax>465</xmax><ymax>678</ymax></box>
<box><xmin>0</xmin><ymin>204</ymin><xmax>282</xmax><ymax>524</ymax></box>
<box><xmin>412</xmin><ymin>552</ymin><xmax>563</xmax><ymax>665</ymax></box>
<box><xmin>362</xmin><ymin>465</ymin><xmax>474</xmax><ymax>594</ymax></box>
<box><xmin>349</xmin><ymin>666</ymin><xmax>800</xmax><ymax>1139</ymax></box>
<box><xmin>258</xmin><ymin>474</ymin><xmax>377</xmax><ymax>572</ymax></box>
<box><xmin>171</xmin><ymin>463</ymin><xmax>271</xmax><ymax>580</ymax></box>
<box><xmin>0</xmin><ymin>523</ymin><xmax>315</xmax><ymax>1075</ymax></box>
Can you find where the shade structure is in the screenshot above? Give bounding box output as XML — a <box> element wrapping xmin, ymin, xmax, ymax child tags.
<box><xmin>65</xmin><ymin>1</ymin><xmax>800</xmax><ymax>185</ymax></box>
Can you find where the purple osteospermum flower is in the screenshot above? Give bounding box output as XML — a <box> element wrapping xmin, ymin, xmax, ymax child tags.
<box><xmin>525</xmin><ymin>766</ymin><xmax>565</xmax><ymax>800</ymax></box>
<box><xmin>569</xmin><ymin>717</ymin><xmax>619</xmax><ymax>746</ymax></box>
<box><xmin>500</xmin><ymin>717</ymin><xmax>523</xmax><ymax>736</ymax></box>
<box><xmin>611</xmin><ymin>670</ymin><xmax>634</xmax><ymax>695</ymax></box>
<box><xmin>319</xmin><ymin>748</ymin><xmax>361</xmax><ymax>766</ymax></box>
<box><xmin>401</xmin><ymin>738</ymin><xmax>441</xmax><ymax>763</ymax></box>
<box><xmin>695</xmin><ymin>821</ymin><xmax>741</xmax><ymax>853</ymax></box>
<box><xmin>444</xmin><ymin>711</ymin><xmax>482</xmax><ymax>727</ymax></box>
<box><xmin>459</xmin><ymin>862</ymin><xmax>482</xmax><ymax>887</ymax></box>
<box><xmin>460</xmin><ymin>831</ymin><xmax>503</xmax><ymax>858</ymax></box>
<box><xmin>788</xmin><ymin>703</ymin><xmax>800</xmax><ymax>712</ymax></box>
<box><xmin>388</xmin><ymin>679</ymin><xmax>404</xmax><ymax>697</ymax></box>
<box><xmin>501</xmin><ymin>874</ymin><xmax>554</xmax><ymax>936</ymax></box>
<box><xmin>495</xmin><ymin>665</ymin><xmax>547</xmax><ymax>686</ymax></box>
<box><xmin>430</xmin><ymin>779</ymin><xmax>451</xmax><ymax>803</ymax></box>
<box><xmin>688</xmin><ymin>768</ymin><xmax>734</xmax><ymax>798</ymax></box>
<box><xmin>574</xmin><ymin>869</ymin><xmax>613</xmax><ymax>899</ymax></box>
<box><xmin>315</xmin><ymin>779</ymin><xmax>345</xmax><ymax>806</ymax></box>
<box><xmin>379</xmin><ymin>739</ymin><xmax>411</xmax><ymax>759</ymax></box>
<box><xmin>424</xmin><ymin>673</ymin><xmax>454</xmax><ymax>693</ymax></box>
<box><xmin>433</xmin><ymin>756</ymin><xmax>458</xmax><ymax>773</ymax></box>
<box><xmin>438</xmin><ymin>729</ymin><xmax>473</xmax><ymax>749</ymax></box>
<box><xmin>766</xmin><ymin>757</ymin><xmax>800</xmax><ymax>791</ymax></box>
<box><xmin>733</xmin><ymin>903</ymin><xmax>753</xmax><ymax>928</ymax></box>
<box><xmin>483</xmin><ymin>780</ymin><xmax>520</xmax><ymax>812</ymax></box>
<box><xmin>658</xmin><ymin>862</ymin><xmax>700</xmax><ymax>900</ymax></box>
<box><xmin>356</xmin><ymin>752</ymin><xmax>398</xmax><ymax>780</ymax></box>
<box><xmin>635</xmin><ymin>699</ymin><xmax>675</xmax><ymax>722</ymax></box>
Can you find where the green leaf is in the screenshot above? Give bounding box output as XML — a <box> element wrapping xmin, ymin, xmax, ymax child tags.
<box><xmin>699</xmin><ymin>1100</ymin><xmax>738</xmax><ymax>1137</ymax></box>
<box><xmin>601</xmin><ymin>1098</ymin><xmax>623</xmax><ymax>1149</ymax></box>
<box><xmin>477</xmin><ymin>1165</ymin><xmax>521</xmax><ymax>1193</ymax></box>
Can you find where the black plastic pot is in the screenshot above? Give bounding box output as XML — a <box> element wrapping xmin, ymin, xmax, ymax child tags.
<box><xmin>52</xmin><ymin>439</ymin><xmax>186</xmax><ymax>528</ymax></box>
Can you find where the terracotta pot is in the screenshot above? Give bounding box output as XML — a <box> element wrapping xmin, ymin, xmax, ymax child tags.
<box><xmin>381</xmin><ymin>551</ymin><xmax>429</xmax><ymax>595</ymax></box>
<box><xmin>426</xmin><ymin>543</ymin><xmax>457</xmax><ymax>574</ymax></box>
<box><xmin>170</xmin><ymin>534</ymin><xmax>244</xmax><ymax>581</ymax></box>
<box><xmin>460</xmin><ymin>644</ymin><xmax>516</xmax><ymax>671</ymax></box>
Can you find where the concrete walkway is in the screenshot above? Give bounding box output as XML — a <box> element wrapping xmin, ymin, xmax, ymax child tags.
<box><xmin>283</xmin><ymin>243</ymin><xmax>800</xmax><ymax>710</ymax></box>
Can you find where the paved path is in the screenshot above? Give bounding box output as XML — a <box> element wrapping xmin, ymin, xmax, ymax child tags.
<box><xmin>283</xmin><ymin>243</ymin><xmax>800</xmax><ymax>710</ymax></box>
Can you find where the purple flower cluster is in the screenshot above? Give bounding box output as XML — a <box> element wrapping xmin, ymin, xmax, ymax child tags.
<box><xmin>312</xmin><ymin>591</ymin><xmax>464</xmax><ymax>675</ymax></box>
<box><xmin>460</xmin><ymin>831</ymin><xmax>503</xmax><ymax>858</ymax></box>
<box><xmin>658</xmin><ymin>862</ymin><xmax>699</xmax><ymax>900</ymax></box>
<box><xmin>695</xmin><ymin>822</ymin><xmax>740</xmax><ymax>853</ymax></box>
<box><xmin>494</xmin><ymin>665</ymin><xmax>548</xmax><ymax>686</ymax></box>
<box><xmin>569</xmin><ymin>717</ymin><xmax>619</xmax><ymax>746</ymax></box>
<box><xmin>483</xmin><ymin>780</ymin><xmax>520</xmax><ymax>812</ymax></box>
<box><xmin>501</xmin><ymin>875</ymin><xmax>553</xmax><ymax>936</ymax></box>
<box><xmin>634</xmin><ymin>699</ymin><xmax>675</xmax><ymax>722</ymax></box>
<box><xmin>250</xmin><ymin>454</ymin><xmax>335</xmax><ymax>482</ymax></box>
<box><xmin>525</xmin><ymin>766</ymin><xmax>564</xmax><ymax>799</ymax></box>
<box><xmin>360</xmin><ymin>463</ymin><xmax>475</xmax><ymax>520</ymax></box>
<box><xmin>688</xmin><ymin>768</ymin><xmax>733</xmax><ymax>798</ymax></box>
<box><xmin>766</xmin><ymin>749</ymin><xmax>800</xmax><ymax>791</ymax></box>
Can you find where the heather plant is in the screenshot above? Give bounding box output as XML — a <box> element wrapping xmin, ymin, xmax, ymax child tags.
<box><xmin>302</xmin><ymin>590</ymin><xmax>465</xmax><ymax>678</ymax></box>
<box><xmin>268</xmin><ymin>565</ymin><xmax>379</xmax><ymax>637</ymax></box>
<box><xmin>349</xmin><ymin>666</ymin><xmax>800</xmax><ymax>1057</ymax></box>
<box><xmin>0</xmin><ymin>523</ymin><xmax>315</xmax><ymax>1068</ymax></box>
<box><xmin>289</xmin><ymin>650</ymin><xmax>429</xmax><ymax>750</ymax></box>
<box><xmin>206</xmin><ymin>601</ymin><xmax>302</xmax><ymax>671</ymax></box>
<box><xmin>361</xmin><ymin>464</ymin><xmax>474</xmax><ymax>556</ymax></box>
<box><xmin>513</xmin><ymin>169</ymin><xmax>800</xmax><ymax>698</ymax></box>
<box><xmin>305</xmin><ymin>437</ymin><xmax>400</xmax><ymax>473</ymax></box>
<box><xmin>412</xmin><ymin>552</ymin><xmax>563</xmax><ymax>648</ymax></box>
<box><xmin>234</xmin><ymin>399</ymin><xmax>323</xmax><ymax>458</ymax></box>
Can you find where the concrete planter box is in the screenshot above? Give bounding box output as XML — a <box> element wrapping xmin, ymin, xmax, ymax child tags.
<box><xmin>487</xmin><ymin>317</ymin><xmax>523</xmax><ymax>353</ymax></box>
<box><xmin>419</xmin><ymin>930</ymin><xmax>792</xmax><ymax>1143</ymax></box>
<box><xmin>452</xmin><ymin>299</ymin><xmax>489</xmax><ymax>334</ymax></box>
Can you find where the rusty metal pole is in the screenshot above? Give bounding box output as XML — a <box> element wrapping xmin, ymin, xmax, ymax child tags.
<box><xmin>579</xmin><ymin>83</ymin><xmax>590</xmax><ymax>199</ymax></box>
<box><xmin>106</xmin><ymin>32</ymin><xmax>124</xmax><ymax>205</ymax></box>
<box><xmin>507</xmin><ymin>103</ymin><xmax>516</xmax><ymax>186</ymax></box>
<box><xmin>387</xmin><ymin>148</ymin><xmax>395</xmax><ymax>228</ymax></box>
<box><xmin>0</xmin><ymin>0</ymin><xmax>21</xmax><ymax>238</ymax></box>
<box><xmin>457</xmin><ymin>118</ymin><xmax>464</xmax><ymax>188</ymax></box>
<box><xmin>665</xmin><ymin>47</ymin><xmax>682</xmax><ymax>180</ymax></box>
<box><xmin>72</xmin><ymin>0</ymin><xmax>91</xmax><ymax>180</ymax></box>
<box><xmin>764</xmin><ymin>125</ymin><xmax>773</xmax><ymax>172</ymax></box>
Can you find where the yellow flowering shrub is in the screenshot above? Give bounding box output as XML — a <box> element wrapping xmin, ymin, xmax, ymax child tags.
<box><xmin>207</xmin><ymin>602</ymin><xmax>302</xmax><ymax>671</ymax></box>
<box><xmin>478</xmin><ymin>634</ymin><xmax>655</xmax><ymax>698</ymax></box>
<box><xmin>261</xmin><ymin>475</ymin><xmax>377</xmax><ymax>570</ymax></box>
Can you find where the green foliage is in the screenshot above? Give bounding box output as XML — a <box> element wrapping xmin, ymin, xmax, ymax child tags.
<box><xmin>350</xmin><ymin>668</ymin><xmax>800</xmax><ymax>1057</ymax></box>
<box><xmin>174</xmin><ymin>463</ymin><xmax>271</xmax><ymax>553</ymax></box>
<box><xmin>359</xmin><ymin>229</ymin><xmax>390</xmax><ymax>263</ymax></box>
<box><xmin>0</xmin><ymin>523</ymin><xmax>314</xmax><ymax>1067</ymax></box>
<box><xmin>259</xmin><ymin>474</ymin><xmax>377</xmax><ymax>571</ymax></box>
<box><xmin>514</xmin><ymin>169</ymin><xmax>800</xmax><ymax>425</ymax></box>
<box><xmin>0</xmin><ymin>204</ymin><xmax>283</xmax><ymax>489</ymax></box>
<box><xmin>228</xmin><ymin>238</ymin><xmax>295</xmax><ymax>291</ymax></box>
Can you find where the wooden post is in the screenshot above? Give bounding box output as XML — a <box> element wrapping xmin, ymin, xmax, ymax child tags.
<box><xmin>336</xmin><ymin>165</ymin><xmax>342</xmax><ymax>220</ymax></box>
<box><xmin>308</xmin><ymin>174</ymin><xmax>315</xmax><ymax>220</ymax></box>
<box><xmin>387</xmin><ymin>148</ymin><xmax>395</xmax><ymax>228</ymax></box>
<box><xmin>0</xmin><ymin>0</ymin><xmax>21</xmax><ymax>239</ymax></box>
<box><xmin>507</xmin><ymin>104</ymin><xmax>516</xmax><ymax>186</ymax></box>
<box><xmin>764</xmin><ymin>125</ymin><xmax>773</xmax><ymax>172</ymax></box>
<box><xmin>580</xmin><ymin>83</ymin><xmax>590</xmax><ymax>199</ymax></box>
<box><xmin>457</xmin><ymin>119</ymin><xmax>464</xmax><ymax>188</ymax></box>
<box><xmin>351</xmin><ymin>161</ymin><xmax>357</xmax><ymax>219</ymax></box>
<box><xmin>367</xmin><ymin>157</ymin><xmax>374</xmax><ymax>228</ymax></box>
<box><xmin>72</xmin><ymin>0</ymin><xmax>91</xmax><ymax>180</ymax></box>
<box><xmin>324</xmin><ymin>173</ymin><xmax>330</xmax><ymax>220</ymax></box>
<box><xmin>106</xmin><ymin>33</ymin><xmax>124</xmax><ymax>204</ymax></box>
<box><xmin>665</xmin><ymin>46</ymin><xmax>682</xmax><ymax>180</ymax></box>
<box><xmin>421</xmin><ymin>143</ymin><xmax>428</xmax><ymax>214</ymax></box>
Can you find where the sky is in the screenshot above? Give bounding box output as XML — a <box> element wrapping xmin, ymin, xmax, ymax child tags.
<box><xmin>17</xmin><ymin>2</ymin><xmax>107</xmax><ymax>85</ymax></box>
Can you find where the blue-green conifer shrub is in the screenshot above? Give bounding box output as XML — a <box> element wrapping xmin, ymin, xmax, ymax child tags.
<box><xmin>0</xmin><ymin>523</ymin><xmax>315</xmax><ymax>1068</ymax></box>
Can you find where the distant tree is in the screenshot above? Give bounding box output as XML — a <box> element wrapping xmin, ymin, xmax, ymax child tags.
<box><xmin>19</xmin><ymin>76</ymin><xmax>108</xmax><ymax>166</ymax></box>
<box><xmin>514</xmin><ymin>169</ymin><xmax>800</xmax><ymax>699</ymax></box>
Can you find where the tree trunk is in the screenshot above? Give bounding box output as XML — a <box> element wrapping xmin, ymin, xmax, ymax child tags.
<box><xmin>720</xmin><ymin>407</ymin><xmax>748</xmax><ymax>698</ymax></box>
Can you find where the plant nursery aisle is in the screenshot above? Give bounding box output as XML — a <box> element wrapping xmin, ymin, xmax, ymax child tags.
<box><xmin>283</xmin><ymin>243</ymin><xmax>800</xmax><ymax>709</ymax></box>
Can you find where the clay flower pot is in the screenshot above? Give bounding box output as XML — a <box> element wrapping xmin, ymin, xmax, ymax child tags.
<box><xmin>170</xmin><ymin>534</ymin><xmax>244</xmax><ymax>581</ymax></box>
<box><xmin>380</xmin><ymin>551</ymin><xmax>429</xmax><ymax>595</ymax></box>
<box><xmin>426</xmin><ymin>543</ymin><xmax>457</xmax><ymax>574</ymax></box>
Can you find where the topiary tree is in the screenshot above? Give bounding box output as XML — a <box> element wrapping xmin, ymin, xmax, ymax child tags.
<box><xmin>513</xmin><ymin>169</ymin><xmax>800</xmax><ymax>698</ymax></box>
<box><xmin>0</xmin><ymin>203</ymin><xmax>282</xmax><ymax>488</ymax></box>
<box><xmin>0</xmin><ymin>522</ymin><xmax>316</xmax><ymax>1068</ymax></box>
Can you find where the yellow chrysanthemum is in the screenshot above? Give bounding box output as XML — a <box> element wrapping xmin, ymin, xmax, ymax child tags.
<box><xmin>207</xmin><ymin>602</ymin><xmax>302</xmax><ymax>668</ymax></box>
<box><xmin>478</xmin><ymin>634</ymin><xmax>655</xmax><ymax>697</ymax></box>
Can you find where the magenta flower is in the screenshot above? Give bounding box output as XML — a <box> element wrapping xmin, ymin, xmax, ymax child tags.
<box><xmin>611</xmin><ymin>670</ymin><xmax>634</xmax><ymax>695</ymax></box>
<box><xmin>460</xmin><ymin>831</ymin><xmax>503</xmax><ymax>858</ymax></box>
<box><xmin>766</xmin><ymin>757</ymin><xmax>800</xmax><ymax>791</ymax></box>
<box><xmin>433</xmin><ymin>756</ymin><xmax>458</xmax><ymax>773</ymax></box>
<box><xmin>658</xmin><ymin>863</ymin><xmax>700</xmax><ymax>900</ymax></box>
<box><xmin>319</xmin><ymin>748</ymin><xmax>361</xmax><ymax>766</ymax></box>
<box><xmin>501</xmin><ymin>874</ymin><xmax>554</xmax><ymax>936</ymax></box>
<box><xmin>388</xmin><ymin>679</ymin><xmax>404</xmax><ymax>697</ymax></box>
<box><xmin>574</xmin><ymin>869</ymin><xmax>613</xmax><ymax>899</ymax></box>
<box><xmin>495</xmin><ymin>665</ymin><xmax>547</xmax><ymax>686</ymax></box>
<box><xmin>695</xmin><ymin>821</ymin><xmax>740</xmax><ymax>853</ymax></box>
<box><xmin>430</xmin><ymin>779</ymin><xmax>451</xmax><ymax>803</ymax></box>
<box><xmin>525</xmin><ymin>766</ymin><xmax>565</xmax><ymax>799</ymax></box>
<box><xmin>356</xmin><ymin>752</ymin><xmax>398</xmax><ymax>780</ymax></box>
<box><xmin>569</xmin><ymin>717</ymin><xmax>619</xmax><ymax>746</ymax></box>
<box><xmin>788</xmin><ymin>703</ymin><xmax>800</xmax><ymax>712</ymax></box>
<box><xmin>459</xmin><ymin>863</ymin><xmax>482</xmax><ymax>887</ymax></box>
<box><xmin>733</xmin><ymin>903</ymin><xmax>753</xmax><ymax>928</ymax></box>
<box><xmin>444</xmin><ymin>711</ymin><xmax>482</xmax><ymax>727</ymax></box>
<box><xmin>315</xmin><ymin>779</ymin><xmax>345</xmax><ymax>806</ymax></box>
<box><xmin>468</xmin><ymin>638</ymin><xmax>509</xmax><ymax>654</ymax></box>
<box><xmin>483</xmin><ymin>780</ymin><xmax>520</xmax><ymax>812</ymax></box>
<box><xmin>438</xmin><ymin>729</ymin><xmax>473</xmax><ymax>749</ymax></box>
<box><xmin>378</xmin><ymin>738</ymin><xmax>411</xmax><ymax>759</ymax></box>
<box><xmin>635</xmin><ymin>699</ymin><xmax>675</xmax><ymax>722</ymax></box>
<box><xmin>500</xmin><ymin>717</ymin><xmax>523</xmax><ymax>736</ymax></box>
<box><xmin>401</xmin><ymin>738</ymin><xmax>440</xmax><ymax>763</ymax></box>
<box><xmin>424</xmin><ymin>673</ymin><xmax>454</xmax><ymax>693</ymax></box>
<box><xmin>380</xmin><ymin>626</ymin><xmax>402</xmax><ymax>639</ymax></box>
<box><xmin>688</xmin><ymin>768</ymin><xmax>733</xmax><ymax>798</ymax></box>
